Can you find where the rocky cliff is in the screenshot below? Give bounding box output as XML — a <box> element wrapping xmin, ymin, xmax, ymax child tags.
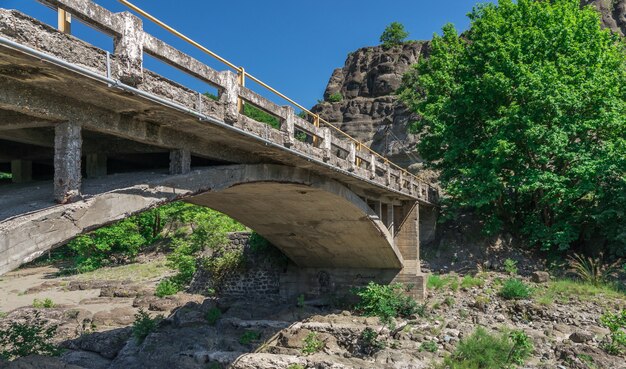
<box><xmin>585</xmin><ymin>0</ymin><xmax>626</xmax><ymax>35</ymax></box>
<box><xmin>311</xmin><ymin>42</ymin><xmax>430</xmax><ymax>173</ymax></box>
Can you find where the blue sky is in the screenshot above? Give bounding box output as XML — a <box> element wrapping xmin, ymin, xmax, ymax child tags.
<box><xmin>5</xmin><ymin>0</ymin><xmax>488</xmax><ymax>109</ymax></box>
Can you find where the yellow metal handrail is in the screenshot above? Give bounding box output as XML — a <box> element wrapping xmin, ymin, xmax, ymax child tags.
<box><xmin>118</xmin><ymin>0</ymin><xmax>417</xmax><ymax>182</ymax></box>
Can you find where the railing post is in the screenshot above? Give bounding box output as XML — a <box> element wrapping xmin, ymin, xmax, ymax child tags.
<box><xmin>399</xmin><ymin>171</ymin><xmax>404</xmax><ymax>190</ymax></box>
<box><xmin>409</xmin><ymin>176</ymin><xmax>415</xmax><ymax>195</ymax></box>
<box><xmin>355</xmin><ymin>143</ymin><xmax>362</xmax><ymax>168</ymax></box>
<box><xmin>113</xmin><ymin>12</ymin><xmax>144</xmax><ymax>86</ymax></box>
<box><xmin>57</xmin><ymin>8</ymin><xmax>71</xmax><ymax>34</ymax></box>
<box><xmin>370</xmin><ymin>154</ymin><xmax>376</xmax><ymax>179</ymax></box>
<box><xmin>281</xmin><ymin>106</ymin><xmax>295</xmax><ymax>147</ymax></box>
<box><xmin>348</xmin><ymin>142</ymin><xmax>356</xmax><ymax>172</ymax></box>
<box><xmin>385</xmin><ymin>162</ymin><xmax>391</xmax><ymax>186</ymax></box>
<box><xmin>219</xmin><ymin>71</ymin><xmax>240</xmax><ymax>124</ymax></box>
<box><xmin>322</xmin><ymin>127</ymin><xmax>332</xmax><ymax>161</ymax></box>
<box><xmin>313</xmin><ymin>115</ymin><xmax>320</xmax><ymax>146</ymax></box>
<box><xmin>237</xmin><ymin>67</ymin><xmax>245</xmax><ymax>113</ymax></box>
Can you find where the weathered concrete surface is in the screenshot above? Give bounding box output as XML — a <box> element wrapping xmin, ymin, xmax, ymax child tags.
<box><xmin>0</xmin><ymin>165</ymin><xmax>403</xmax><ymax>275</ymax></box>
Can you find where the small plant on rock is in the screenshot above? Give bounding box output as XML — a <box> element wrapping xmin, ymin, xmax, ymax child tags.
<box><xmin>499</xmin><ymin>278</ymin><xmax>532</xmax><ymax>300</ymax></box>
<box><xmin>359</xmin><ymin>327</ymin><xmax>386</xmax><ymax>355</ymax></box>
<box><xmin>302</xmin><ymin>332</ymin><xmax>324</xmax><ymax>355</ymax></box>
<box><xmin>32</xmin><ymin>298</ymin><xmax>55</xmax><ymax>309</ymax></box>
<box><xmin>287</xmin><ymin>365</ymin><xmax>305</xmax><ymax>369</ymax></box>
<box><xmin>155</xmin><ymin>278</ymin><xmax>179</xmax><ymax>297</ymax></box>
<box><xmin>503</xmin><ymin>258</ymin><xmax>518</xmax><ymax>275</ymax></box>
<box><xmin>599</xmin><ymin>309</ymin><xmax>626</xmax><ymax>355</ymax></box>
<box><xmin>420</xmin><ymin>340</ymin><xmax>438</xmax><ymax>353</ymax></box>
<box><xmin>239</xmin><ymin>330</ymin><xmax>261</xmax><ymax>345</ymax></box>
<box><xmin>327</xmin><ymin>92</ymin><xmax>343</xmax><ymax>102</ymax></box>
<box><xmin>461</xmin><ymin>275</ymin><xmax>484</xmax><ymax>289</ymax></box>
<box><xmin>205</xmin><ymin>307</ymin><xmax>221</xmax><ymax>326</ymax></box>
<box><xmin>132</xmin><ymin>309</ymin><xmax>162</xmax><ymax>344</ymax></box>
<box><xmin>0</xmin><ymin>311</ymin><xmax>61</xmax><ymax>360</ymax></box>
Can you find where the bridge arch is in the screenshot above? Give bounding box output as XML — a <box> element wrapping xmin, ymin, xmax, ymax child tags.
<box><xmin>0</xmin><ymin>165</ymin><xmax>403</xmax><ymax>275</ymax></box>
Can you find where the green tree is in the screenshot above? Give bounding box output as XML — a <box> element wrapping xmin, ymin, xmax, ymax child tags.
<box><xmin>380</xmin><ymin>22</ymin><xmax>409</xmax><ymax>48</ymax></box>
<box><xmin>399</xmin><ymin>0</ymin><xmax>626</xmax><ymax>254</ymax></box>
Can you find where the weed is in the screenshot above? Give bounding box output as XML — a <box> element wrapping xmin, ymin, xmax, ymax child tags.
<box><xmin>327</xmin><ymin>92</ymin><xmax>343</xmax><ymax>102</ymax></box>
<box><xmin>0</xmin><ymin>312</ymin><xmax>7</xmax><ymax>319</ymax></box>
<box><xmin>420</xmin><ymin>340</ymin><xmax>438</xmax><ymax>352</ymax></box>
<box><xmin>568</xmin><ymin>253</ymin><xmax>622</xmax><ymax>287</ymax></box>
<box><xmin>353</xmin><ymin>282</ymin><xmax>419</xmax><ymax>329</ymax></box>
<box><xmin>428</xmin><ymin>275</ymin><xmax>459</xmax><ymax>291</ymax></box>
<box><xmin>461</xmin><ymin>275</ymin><xmax>485</xmax><ymax>289</ymax></box>
<box><xmin>359</xmin><ymin>327</ymin><xmax>386</xmax><ymax>355</ymax></box>
<box><xmin>504</xmin><ymin>258</ymin><xmax>518</xmax><ymax>275</ymax></box>
<box><xmin>239</xmin><ymin>330</ymin><xmax>261</xmax><ymax>345</ymax></box>
<box><xmin>287</xmin><ymin>365</ymin><xmax>305</xmax><ymax>369</ymax></box>
<box><xmin>443</xmin><ymin>296</ymin><xmax>455</xmax><ymax>307</ymax></box>
<box><xmin>499</xmin><ymin>279</ymin><xmax>532</xmax><ymax>300</ymax></box>
<box><xmin>302</xmin><ymin>332</ymin><xmax>325</xmax><ymax>355</ymax></box>
<box><xmin>599</xmin><ymin>309</ymin><xmax>626</xmax><ymax>354</ymax></box>
<box><xmin>205</xmin><ymin>307</ymin><xmax>221</xmax><ymax>326</ymax></box>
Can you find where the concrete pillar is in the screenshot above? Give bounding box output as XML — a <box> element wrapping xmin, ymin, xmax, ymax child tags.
<box><xmin>10</xmin><ymin>160</ymin><xmax>32</xmax><ymax>183</ymax></box>
<box><xmin>54</xmin><ymin>122</ymin><xmax>82</xmax><ymax>204</ymax></box>
<box><xmin>113</xmin><ymin>12</ymin><xmax>144</xmax><ymax>86</ymax></box>
<box><xmin>169</xmin><ymin>149</ymin><xmax>191</xmax><ymax>175</ymax></box>
<box><xmin>386</xmin><ymin>203</ymin><xmax>395</xmax><ymax>238</ymax></box>
<box><xmin>347</xmin><ymin>142</ymin><xmax>356</xmax><ymax>172</ymax></box>
<box><xmin>393</xmin><ymin>201</ymin><xmax>427</xmax><ymax>300</ymax></box>
<box><xmin>281</xmin><ymin>106</ymin><xmax>295</xmax><ymax>147</ymax></box>
<box><xmin>86</xmin><ymin>154</ymin><xmax>107</xmax><ymax>178</ymax></box>
<box><xmin>218</xmin><ymin>71</ymin><xmax>240</xmax><ymax>124</ymax></box>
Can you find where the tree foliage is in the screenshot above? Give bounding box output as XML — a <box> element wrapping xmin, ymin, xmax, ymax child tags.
<box><xmin>380</xmin><ymin>22</ymin><xmax>409</xmax><ymax>48</ymax></box>
<box><xmin>399</xmin><ymin>0</ymin><xmax>626</xmax><ymax>254</ymax></box>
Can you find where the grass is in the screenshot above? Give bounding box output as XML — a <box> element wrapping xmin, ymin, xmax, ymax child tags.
<box><xmin>428</xmin><ymin>275</ymin><xmax>459</xmax><ymax>291</ymax></box>
<box><xmin>72</xmin><ymin>259</ymin><xmax>172</xmax><ymax>282</ymax></box>
<box><xmin>535</xmin><ymin>279</ymin><xmax>625</xmax><ymax>305</ymax></box>
<box><xmin>461</xmin><ymin>275</ymin><xmax>485</xmax><ymax>289</ymax></box>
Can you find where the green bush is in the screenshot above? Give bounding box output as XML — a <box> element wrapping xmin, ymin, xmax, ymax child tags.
<box><xmin>499</xmin><ymin>279</ymin><xmax>533</xmax><ymax>300</ymax></box>
<box><xmin>242</xmin><ymin>103</ymin><xmax>280</xmax><ymax>129</ymax></box>
<box><xmin>0</xmin><ymin>311</ymin><xmax>61</xmax><ymax>360</ymax></box>
<box><xmin>155</xmin><ymin>278</ymin><xmax>180</xmax><ymax>297</ymax></box>
<box><xmin>327</xmin><ymin>92</ymin><xmax>343</xmax><ymax>102</ymax></box>
<box><xmin>302</xmin><ymin>332</ymin><xmax>324</xmax><ymax>355</ymax></box>
<box><xmin>398</xmin><ymin>0</ymin><xmax>626</xmax><ymax>254</ymax></box>
<box><xmin>600</xmin><ymin>309</ymin><xmax>626</xmax><ymax>354</ymax></box>
<box><xmin>32</xmin><ymin>298</ymin><xmax>55</xmax><ymax>309</ymax></box>
<box><xmin>205</xmin><ymin>307</ymin><xmax>222</xmax><ymax>326</ymax></box>
<box><xmin>132</xmin><ymin>309</ymin><xmax>162</xmax><ymax>343</ymax></box>
<box><xmin>354</xmin><ymin>282</ymin><xmax>418</xmax><ymax>328</ymax></box>
<box><xmin>379</xmin><ymin>22</ymin><xmax>409</xmax><ymax>48</ymax></box>
<box><xmin>440</xmin><ymin>327</ymin><xmax>532</xmax><ymax>369</ymax></box>
<box><xmin>239</xmin><ymin>330</ymin><xmax>261</xmax><ymax>345</ymax></box>
<box><xmin>504</xmin><ymin>259</ymin><xmax>518</xmax><ymax>275</ymax></box>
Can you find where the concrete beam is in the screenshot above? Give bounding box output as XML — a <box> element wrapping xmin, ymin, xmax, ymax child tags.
<box><xmin>54</xmin><ymin>122</ymin><xmax>82</xmax><ymax>203</ymax></box>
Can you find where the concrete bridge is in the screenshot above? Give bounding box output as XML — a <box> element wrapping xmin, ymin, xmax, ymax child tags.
<box><xmin>0</xmin><ymin>0</ymin><xmax>438</xmax><ymax>298</ymax></box>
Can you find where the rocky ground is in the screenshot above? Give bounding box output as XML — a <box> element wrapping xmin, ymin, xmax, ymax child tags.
<box><xmin>0</xmin><ymin>253</ymin><xmax>625</xmax><ymax>369</ymax></box>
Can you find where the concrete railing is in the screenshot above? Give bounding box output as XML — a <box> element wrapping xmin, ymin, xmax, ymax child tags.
<box><xmin>29</xmin><ymin>0</ymin><xmax>438</xmax><ymax>204</ymax></box>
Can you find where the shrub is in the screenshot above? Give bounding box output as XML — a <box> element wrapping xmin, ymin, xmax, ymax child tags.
<box><xmin>155</xmin><ymin>278</ymin><xmax>180</xmax><ymax>297</ymax></box>
<box><xmin>242</xmin><ymin>103</ymin><xmax>280</xmax><ymax>129</ymax></box>
<box><xmin>568</xmin><ymin>253</ymin><xmax>622</xmax><ymax>287</ymax></box>
<box><xmin>420</xmin><ymin>340</ymin><xmax>438</xmax><ymax>353</ymax></box>
<box><xmin>503</xmin><ymin>259</ymin><xmax>518</xmax><ymax>275</ymax></box>
<box><xmin>379</xmin><ymin>22</ymin><xmax>409</xmax><ymax>48</ymax></box>
<box><xmin>327</xmin><ymin>92</ymin><xmax>343</xmax><ymax>102</ymax></box>
<box><xmin>239</xmin><ymin>330</ymin><xmax>261</xmax><ymax>345</ymax></box>
<box><xmin>600</xmin><ymin>309</ymin><xmax>626</xmax><ymax>354</ymax></box>
<box><xmin>205</xmin><ymin>307</ymin><xmax>221</xmax><ymax>326</ymax></box>
<box><xmin>428</xmin><ymin>275</ymin><xmax>458</xmax><ymax>290</ymax></box>
<box><xmin>499</xmin><ymin>279</ymin><xmax>533</xmax><ymax>300</ymax></box>
<box><xmin>0</xmin><ymin>312</ymin><xmax>61</xmax><ymax>360</ymax></box>
<box><xmin>132</xmin><ymin>309</ymin><xmax>162</xmax><ymax>343</ymax></box>
<box><xmin>32</xmin><ymin>298</ymin><xmax>55</xmax><ymax>309</ymax></box>
<box><xmin>302</xmin><ymin>332</ymin><xmax>324</xmax><ymax>355</ymax></box>
<box><xmin>440</xmin><ymin>327</ymin><xmax>532</xmax><ymax>368</ymax></box>
<box><xmin>354</xmin><ymin>282</ymin><xmax>418</xmax><ymax>328</ymax></box>
<box><xmin>359</xmin><ymin>327</ymin><xmax>386</xmax><ymax>355</ymax></box>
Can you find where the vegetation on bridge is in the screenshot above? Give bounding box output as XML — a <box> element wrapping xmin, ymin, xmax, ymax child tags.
<box><xmin>400</xmin><ymin>0</ymin><xmax>626</xmax><ymax>256</ymax></box>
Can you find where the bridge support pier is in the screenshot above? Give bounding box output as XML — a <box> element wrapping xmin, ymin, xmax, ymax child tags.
<box><xmin>10</xmin><ymin>159</ymin><xmax>32</xmax><ymax>183</ymax></box>
<box><xmin>86</xmin><ymin>153</ymin><xmax>107</xmax><ymax>178</ymax></box>
<box><xmin>54</xmin><ymin>122</ymin><xmax>82</xmax><ymax>203</ymax></box>
<box><xmin>169</xmin><ymin>149</ymin><xmax>191</xmax><ymax>175</ymax></box>
<box><xmin>392</xmin><ymin>201</ymin><xmax>427</xmax><ymax>300</ymax></box>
